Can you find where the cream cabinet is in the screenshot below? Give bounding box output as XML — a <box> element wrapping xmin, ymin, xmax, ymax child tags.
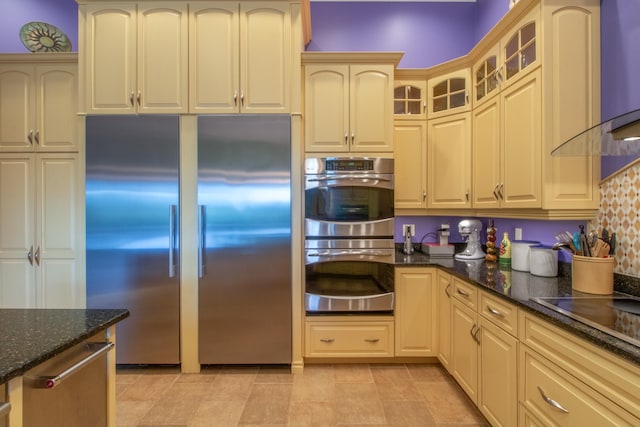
<box><xmin>394</xmin><ymin>122</ymin><xmax>427</xmax><ymax>210</ymax></box>
<box><xmin>394</xmin><ymin>73</ymin><xmax>427</xmax><ymax>120</ymax></box>
<box><xmin>189</xmin><ymin>2</ymin><xmax>292</xmax><ymax>113</ymax></box>
<box><xmin>303</xmin><ymin>53</ymin><xmax>400</xmax><ymax>153</ymax></box>
<box><xmin>427</xmin><ymin>112</ymin><xmax>472</xmax><ymax>209</ymax></box>
<box><xmin>427</xmin><ymin>69</ymin><xmax>471</xmax><ymax>118</ymax></box>
<box><xmin>471</xmin><ymin>0</ymin><xmax>599</xmax><ymax>214</ymax></box>
<box><xmin>473</xmin><ymin>69</ymin><xmax>542</xmax><ymax>209</ymax></box>
<box><xmin>436</xmin><ymin>270</ymin><xmax>452</xmax><ymax>372</ymax></box>
<box><xmin>0</xmin><ymin>58</ymin><xmax>77</xmax><ymax>152</ymax></box>
<box><xmin>394</xmin><ymin>267</ymin><xmax>437</xmax><ymax>357</ymax></box>
<box><xmin>81</xmin><ymin>3</ymin><xmax>188</xmax><ymax>114</ymax></box>
<box><xmin>0</xmin><ymin>153</ymin><xmax>81</xmax><ymax>308</ymax></box>
<box><xmin>450</xmin><ymin>278</ymin><xmax>519</xmax><ymax>426</ymax></box>
<box><xmin>304</xmin><ymin>316</ymin><xmax>394</xmax><ymax>358</ymax></box>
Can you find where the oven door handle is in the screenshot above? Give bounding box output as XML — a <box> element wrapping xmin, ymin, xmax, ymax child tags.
<box><xmin>307</xmin><ymin>250</ymin><xmax>391</xmax><ymax>257</ymax></box>
<box><xmin>307</xmin><ymin>175</ymin><xmax>392</xmax><ymax>182</ymax></box>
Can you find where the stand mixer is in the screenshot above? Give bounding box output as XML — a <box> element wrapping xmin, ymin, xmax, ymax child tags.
<box><xmin>455</xmin><ymin>219</ymin><xmax>486</xmax><ymax>260</ymax></box>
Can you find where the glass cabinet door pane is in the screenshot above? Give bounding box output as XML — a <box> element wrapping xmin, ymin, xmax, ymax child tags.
<box><xmin>476</xmin><ymin>83</ymin><xmax>486</xmax><ymax>101</ymax></box>
<box><xmin>433</xmin><ymin>81</ymin><xmax>447</xmax><ymax>97</ymax></box>
<box><xmin>449</xmin><ymin>92</ymin><xmax>466</xmax><ymax>108</ymax></box>
<box><xmin>450</xmin><ymin>78</ymin><xmax>465</xmax><ymax>92</ymax></box>
<box><xmin>505</xmin><ymin>35</ymin><xmax>519</xmax><ymax>59</ymax></box>
<box><xmin>395</xmin><ymin>101</ymin><xmax>406</xmax><ymax>114</ymax></box>
<box><xmin>520</xmin><ymin>23</ymin><xmax>535</xmax><ymax>46</ymax></box>
<box><xmin>521</xmin><ymin>43</ymin><xmax>536</xmax><ymax>70</ymax></box>
<box><xmin>407</xmin><ymin>86</ymin><xmax>421</xmax><ymax>99</ymax></box>
<box><xmin>433</xmin><ymin>97</ymin><xmax>447</xmax><ymax>112</ymax></box>
<box><xmin>394</xmin><ymin>86</ymin><xmax>406</xmax><ymax>98</ymax></box>
<box><xmin>407</xmin><ymin>101</ymin><xmax>421</xmax><ymax>115</ymax></box>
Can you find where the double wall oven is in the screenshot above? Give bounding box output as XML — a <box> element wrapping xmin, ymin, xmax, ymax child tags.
<box><xmin>304</xmin><ymin>157</ymin><xmax>395</xmax><ymax>314</ymax></box>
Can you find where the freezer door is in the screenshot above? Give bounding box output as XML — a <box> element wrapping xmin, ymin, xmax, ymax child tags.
<box><xmin>197</xmin><ymin>115</ymin><xmax>292</xmax><ymax>364</ymax></box>
<box><xmin>86</xmin><ymin>116</ymin><xmax>180</xmax><ymax>364</ymax></box>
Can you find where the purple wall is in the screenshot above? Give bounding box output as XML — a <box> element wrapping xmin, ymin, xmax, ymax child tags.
<box><xmin>0</xmin><ymin>0</ymin><xmax>77</xmax><ymax>53</ymax></box>
<box><xmin>599</xmin><ymin>0</ymin><xmax>640</xmax><ymax>179</ymax></box>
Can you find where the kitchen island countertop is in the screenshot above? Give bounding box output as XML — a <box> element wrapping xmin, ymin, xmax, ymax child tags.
<box><xmin>0</xmin><ymin>309</ymin><xmax>129</xmax><ymax>384</ymax></box>
<box><xmin>396</xmin><ymin>250</ymin><xmax>640</xmax><ymax>366</ymax></box>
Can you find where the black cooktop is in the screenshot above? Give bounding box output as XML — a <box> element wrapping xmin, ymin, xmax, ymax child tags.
<box><xmin>531</xmin><ymin>296</ymin><xmax>640</xmax><ymax>347</ymax></box>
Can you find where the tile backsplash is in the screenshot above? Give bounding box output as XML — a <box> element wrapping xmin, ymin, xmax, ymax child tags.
<box><xmin>591</xmin><ymin>161</ymin><xmax>640</xmax><ymax>278</ymax></box>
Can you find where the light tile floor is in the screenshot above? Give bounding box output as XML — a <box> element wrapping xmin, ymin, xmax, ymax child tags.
<box><xmin>116</xmin><ymin>363</ymin><xmax>488</xmax><ymax>426</ymax></box>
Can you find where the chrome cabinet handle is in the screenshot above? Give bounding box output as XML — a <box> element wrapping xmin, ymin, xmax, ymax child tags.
<box><xmin>351</xmin><ymin>132</ymin><xmax>355</xmax><ymax>144</ymax></box>
<box><xmin>537</xmin><ymin>386</ymin><xmax>569</xmax><ymax>413</ymax></box>
<box><xmin>0</xmin><ymin>402</ymin><xmax>11</xmax><ymax>418</ymax></box>
<box><xmin>27</xmin><ymin>246</ymin><xmax>33</xmax><ymax>266</ymax></box>
<box><xmin>498</xmin><ymin>183</ymin><xmax>504</xmax><ymax>200</ymax></box>
<box><xmin>28</xmin><ymin>130</ymin><xmax>34</xmax><ymax>145</ymax></box>
<box><xmin>456</xmin><ymin>287</ymin><xmax>470</xmax><ymax>297</ymax></box>
<box><xmin>198</xmin><ymin>205</ymin><xmax>206</xmax><ymax>278</ymax></box>
<box><xmin>486</xmin><ymin>305</ymin><xmax>505</xmax><ymax>318</ymax></box>
<box><xmin>470</xmin><ymin>325</ymin><xmax>480</xmax><ymax>344</ymax></box>
<box><xmin>34</xmin><ymin>129</ymin><xmax>40</xmax><ymax>145</ymax></box>
<box><xmin>38</xmin><ymin>342</ymin><xmax>114</xmax><ymax>389</ymax></box>
<box><xmin>445</xmin><ymin>282</ymin><xmax>451</xmax><ymax>298</ymax></box>
<box><xmin>233</xmin><ymin>91</ymin><xmax>238</xmax><ymax>106</ymax></box>
<box><xmin>422</xmin><ymin>190</ymin><xmax>426</xmax><ymax>201</ymax></box>
<box><xmin>320</xmin><ymin>338</ymin><xmax>335</xmax><ymax>343</ymax></box>
<box><xmin>240</xmin><ymin>91</ymin><xmax>244</xmax><ymax>107</ymax></box>
<box><xmin>136</xmin><ymin>91</ymin><xmax>141</xmax><ymax>106</ymax></box>
<box><xmin>34</xmin><ymin>247</ymin><xmax>40</xmax><ymax>266</ymax></box>
<box><xmin>493</xmin><ymin>183</ymin><xmax>500</xmax><ymax>200</ymax></box>
<box><xmin>129</xmin><ymin>92</ymin><xmax>135</xmax><ymax>106</ymax></box>
<box><xmin>344</xmin><ymin>132</ymin><xmax>348</xmax><ymax>145</ymax></box>
<box><xmin>365</xmin><ymin>338</ymin><xmax>380</xmax><ymax>343</ymax></box>
<box><xmin>169</xmin><ymin>205</ymin><xmax>177</xmax><ymax>278</ymax></box>
<box><xmin>465</xmin><ymin>190</ymin><xmax>469</xmax><ymax>202</ymax></box>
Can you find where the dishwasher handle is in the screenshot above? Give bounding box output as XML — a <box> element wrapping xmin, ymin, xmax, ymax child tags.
<box><xmin>40</xmin><ymin>341</ymin><xmax>114</xmax><ymax>389</ymax></box>
<box><xmin>0</xmin><ymin>402</ymin><xmax>10</xmax><ymax>418</ymax></box>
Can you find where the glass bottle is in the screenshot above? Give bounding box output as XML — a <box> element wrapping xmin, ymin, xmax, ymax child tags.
<box><xmin>499</xmin><ymin>231</ymin><xmax>512</xmax><ymax>267</ymax></box>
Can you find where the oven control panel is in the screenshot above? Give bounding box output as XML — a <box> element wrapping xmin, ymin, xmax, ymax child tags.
<box><xmin>305</xmin><ymin>157</ymin><xmax>393</xmax><ymax>174</ymax></box>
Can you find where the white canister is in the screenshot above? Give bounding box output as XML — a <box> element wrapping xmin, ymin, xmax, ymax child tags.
<box><xmin>511</xmin><ymin>240</ymin><xmax>540</xmax><ymax>272</ymax></box>
<box><xmin>529</xmin><ymin>245</ymin><xmax>558</xmax><ymax>277</ymax></box>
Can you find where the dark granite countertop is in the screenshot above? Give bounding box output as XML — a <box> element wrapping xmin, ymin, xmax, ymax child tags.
<box><xmin>0</xmin><ymin>309</ymin><xmax>129</xmax><ymax>384</ymax></box>
<box><xmin>395</xmin><ymin>250</ymin><xmax>640</xmax><ymax>367</ymax></box>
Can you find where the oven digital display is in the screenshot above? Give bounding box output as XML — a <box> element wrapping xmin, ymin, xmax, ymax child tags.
<box><xmin>325</xmin><ymin>159</ymin><xmax>374</xmax><ymax>171</ymax></box>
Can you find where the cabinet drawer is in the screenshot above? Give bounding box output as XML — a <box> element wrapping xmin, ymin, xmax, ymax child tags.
<box><xmin>479</xmin><ymin>291</ymin><xmax>518</xmax><ymax>336</ymax></box>
<box><xmin>520</xmin><ymin>347</ymin><xmax>638</xmax><ymax>426</ymax></box>
<box><xmin>452</xmin><ymin>277</ymin><xmax>478</xmax><ymax>310</ymax></box>
<box><xmin>305</xmin><ymin>321</ymin><xmax>393</xmax><ymax>357</ymax></box>
<box><xmin>519</xmin><ymin>312</ymin><xmax>640</xmax><ymax>419</ymax></box>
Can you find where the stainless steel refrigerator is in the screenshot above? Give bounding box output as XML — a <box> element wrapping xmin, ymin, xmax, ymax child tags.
<box><xmin>197</xmin><ymin>115</ymin><xmax>292</xmax><ymax>364</ymax></box>
<box><xmin>86</xmin><ymin>115</ymin><xmax>180</xmax><ymax>364</ymax></box>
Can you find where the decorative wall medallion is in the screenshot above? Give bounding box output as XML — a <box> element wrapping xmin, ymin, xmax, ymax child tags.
<box><xmin>20</xmin><ymin>22</ymin><xmax>71</xmax><ymax>53</ymax></box>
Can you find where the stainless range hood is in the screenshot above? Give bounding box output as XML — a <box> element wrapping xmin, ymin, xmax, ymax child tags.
<box><xmin>552</xmin><ymin>108</ymin><xmax>640</xmax><ymax>156</ymax></box>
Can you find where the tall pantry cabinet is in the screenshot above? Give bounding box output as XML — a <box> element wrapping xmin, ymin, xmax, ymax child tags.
<box><xmin>0</xmin><ymin>54</ymin><xmax>82</xmax><ymax>308</ymax></box>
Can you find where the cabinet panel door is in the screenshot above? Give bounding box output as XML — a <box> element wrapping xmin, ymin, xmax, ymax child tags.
<box><xmin>350</xmin><ymin>65</ymin><xmax>393</xmax><ymax>152</ymax></box>
<box><xmin>478</xmin><ymin>318</ymin><xmax>518</xmax><ymax>427</ymax></box>
<box><xmin>39</xmin><ymin>259</ymin><xmax>78</xmax><ymax>308</ymax></box>
<box><xmin>451</xmin><ymin>298</ymin><xmax>478</xmax><ymax>402</ymax></box>
<box><xmin>36</xmin><ymin>65</ymin><xmax>77</xmax><ymax>151</ymax></box>
<box><xmin>436</xmin><ymin>271</ymin><xmax>452</xmax><ymax>372</ymax></box>
<box><xmin>242</xmin><ymin>3</ymin><xmax>291</xmax><ymax>113</ymax></box>
<box><xmin>501</xmin><ymin>70</ymin><xmax>541</xmax><ymax>208</ymax></box>
<box><xmin>85</xmin><ymin>5</ymin><xmax>136</xmax><ymax>113</ymax></box>
<box><xmin>304</xmin><ymin>65</ymin><xmax>350</xmax><ymax>152</ymax></box>
<box><xmin>472</xmin><ymin>98</ymin><xmax>501</xmax><ymax>208</ymax></box>
<box><xmin>190</xmin><ymin>3</ymin><xmax>239</xmax><ymax>113</ymax></box>
<box><xmin>0</xmin><ymin>66</ymin><xmax>34</xmax><ymax>151</ymax></box>
<box><xmin>0</xmin><ymin>155</ymin><xmax>34</xmax><ymax>258</ymax></box>
<box><xmin>0</xmin><ymin>260</ymin><xmax>35</xmax><ymax>308</ymax></box>
<box><xmin>137</xmin><ymin>4</ymin><xmax>188</xmax><ymax>113</ymax></box>
<box><xmin>395</xmin><ymin>268</ymin><xmax>436</xmax><ymax>357</ymax></box>
<box><xmin>36</xmin><ymin>154</ymin><xmax>78</xmax><ymax>259</ymax></box>
<box><xmin>427</xmin><ymin>112</ymin><xmax>471</xmax><ymax>208</ymax></box>
<box><xmin>394</xmin><ymin>122</ymin><xmax>426</xmax><ymax>209</ymax></box>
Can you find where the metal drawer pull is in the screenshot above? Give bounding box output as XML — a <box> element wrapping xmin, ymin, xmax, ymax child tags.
<box><xmin>307</xmin><ymin>250</ymin><xmax>390</xmax><ymax>257</ymax></box>
<box><xmin>38</xmin><ymin>341</ymin><xmax>114</xmax><ymax>389</ymax></box>
<box><xmin>537</xmin><ymin>386</ymin><xmax>569</xmax><ymax>413</ymax></box>
<box><xmin>365</xmin><ymin>338</ymin><xmax>380</xmax><ymax>343</ymax></box>
<box><xmin>0</xmin><ymin>402</ymin><xmax>10</xmax><ymax>418</ymax></box>
<box><xmin>456</xmin><ymin>288</ymin><xmax>470</xmax><ymax>297</ymax></box>
<box><xmin>486</xmin><ymin>305</ymin><xmax>505</xmax><ymax>318</ymax></box>
<box><xmin>320</xmin><ymin>338</ymin><xmax>335</xmax><ymax>343</ymax></box>
<box><xmin>445</xmin><ymin>283</ymin><xmax>451</xmax><ymax>298</ymax></box>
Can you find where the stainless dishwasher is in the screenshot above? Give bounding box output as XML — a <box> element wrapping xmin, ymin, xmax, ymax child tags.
<box><xmin>23</xmin><ymin>333</ymin><xmax>113</xmax><ymax>426</ymax></box>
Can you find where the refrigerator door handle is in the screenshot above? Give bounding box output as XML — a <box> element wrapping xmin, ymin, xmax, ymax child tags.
<box><xmin>169</xmin><ymin>204</ymin><xmax>177</xmax><ymax>278</ymax></box>
<box><xmin>198</xmin><ymin>205</ymin><xmax>206</xmax><ymax>278</ymax></box>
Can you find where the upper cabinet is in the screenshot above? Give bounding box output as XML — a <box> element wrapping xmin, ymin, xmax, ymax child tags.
<box><xmin>394</xmin><ymin>70</ymin><xmax>427</xmax><ymax>120</ymax></box>
<box><xmin>0</xmin><ymin>56</ymin><xmax>77</xmax><ymax>152</ymax></box>
<box><xmin>427</xmin><ymin>68</ymin><xmax>471</xmax><ymax>118</ymax></box>
<box><xmin>302</xmin><ymin>52</ymin><xmax>401</xmax><ymax>153</ymax></box>
<box><xmin>81</xmin><ymin>3</ymin><xmax>188</xmax><ymax>114</ymax></box>
<box><xmin>79</xmin><ymin>1</ymin><xmax>301</xmax><ymax>115</ymax></box>
<box><xmin>189</xmin><ymin>3</ymin><xmax>292</xmax><ymax>113</ymax></box>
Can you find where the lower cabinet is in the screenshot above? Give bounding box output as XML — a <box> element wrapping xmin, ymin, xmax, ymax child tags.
<box><xmin>304</xmin><ymin>317</ymin><xmax>394</xmax><ymax>358</ymax></box>
<box><xmin>436</xmin><ymin>270</ymin><xmax>453</xmax><ymax>371</ymax></box>
<box><xmin>394</xmin><ymin>267</ymin><xmax>437</xmax><ymax>357</ymax></box>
